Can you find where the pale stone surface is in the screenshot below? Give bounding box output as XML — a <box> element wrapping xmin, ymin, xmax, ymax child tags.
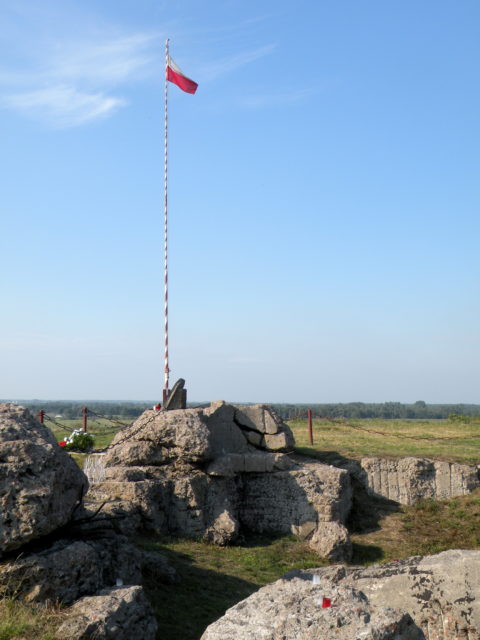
<box><xmin>206</xmin><ymin>452</ymin><xmax>296</xmax><ymax>476</ymax></box>
<box><xmin>359</xmin><ymin>457</ymin><xmax>480</xmax><ymax>505</ymax></box>
<box><xmin>200</xmin><ymin>575</ymin><xmax>422</xmax><ymax>640</ymax></box>
<box><xmin>0</xmin><ymin>536</ymin><xmax>142</xmax><ymax>604</ymax></box>
<box><xmin>55</xmin><ymin>585</ymin><xmax>157</xmax><ymax>640</ymax></box>
<box><xmin>306</xmin><ymin>550</ymin><xmax>480</xmax><ymax>639</ymax></box>
<box><xmin>104</xmin><ymin>402</ymin><xmax>295</xmax><ymax>468</ymax></box>
<box><xmin>238</xmin><ymin>463</ymin><xmax>352</xmax><ymax>560</ymax></box>
<box><xmin>0</xmin><ymin>403</ymin><xmax>88</xmax><ymax>554</ymax></box>
<box><xmin>105</xmin><ymin>408</ymin><xmax>212</xmax><ymax>466</ymax></box>
<box><xmin>264</xmin><ymin>431</ymin><xmax>295</xmax><ymax>451</ymax></box>
<box><xmin>234</xmin><ymin>404</ymin><xmax>284</xmax><ymax>435</ymax></box>
<box><xmin>204</xmin><ymin>402</ymin><xmax>250</xmax><ymax>456</ymax></box>
<box><xmin>309</xmin><ymin>521</ymin><xmax>352</xmax><ymax>562</ymax></box>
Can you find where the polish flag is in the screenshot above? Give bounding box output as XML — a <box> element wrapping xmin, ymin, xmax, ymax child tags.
<box><xmin>167</xmin><ymin>56</ymin><xmax>198</xmax><ymax>94</ymax></box>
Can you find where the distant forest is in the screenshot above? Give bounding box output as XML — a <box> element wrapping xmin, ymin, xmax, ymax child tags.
<box><xmin>8</xmin><ymin>400</ymin><xmax>480</xmax><ymax>421</ymax></box>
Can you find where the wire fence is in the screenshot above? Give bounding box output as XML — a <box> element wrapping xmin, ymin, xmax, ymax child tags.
<box><xmin>42</xmin><ymin>408</ymin><xmax>133</xmax><ymax>439</ymax></box>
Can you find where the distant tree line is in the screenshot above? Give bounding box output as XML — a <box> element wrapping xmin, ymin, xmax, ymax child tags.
<box><xmin>271</xmin><ymin>401</ymin><xmax>480</xmax><ymax>421</ymax></box>
<box><xmin>5</xmin><ymin>400</ymin><xmax>480</xmax><ymax>422</ymax></box>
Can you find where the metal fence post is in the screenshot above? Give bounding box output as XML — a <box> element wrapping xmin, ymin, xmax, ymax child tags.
<box><xmin>308</xmin><ymin>409</ymin><xmax>313</xmax><ymax>445</ymax></box>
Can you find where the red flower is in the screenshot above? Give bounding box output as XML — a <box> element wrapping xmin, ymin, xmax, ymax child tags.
<box><xmin>58</xmin><ymin>441</ymin><xmax>66</xmax><ymax>447</ymax></box>
<box><xmin>321</xmin><ymin>597</ymin><xmax>331</xmax><ymax>608</ymax></box>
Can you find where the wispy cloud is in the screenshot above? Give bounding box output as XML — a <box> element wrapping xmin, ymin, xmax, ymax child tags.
<box><xmin>4</xmin><ymin>85</ymin><xmax>126</xmax><ymax>128</ymax></box>
<box><xmin>49</xmin><ymin>34</ymin><xmax>158</xmax><ymax>85</ymax></box>
<box><xmin>199</xmin><ymin>44</ymin><xmax>276</xmax><ymax>82</ymax></box>
<box><xmin>0</xmin><ymin>20</ymin><xmax>160</xmax><ymax>128</ymax></box>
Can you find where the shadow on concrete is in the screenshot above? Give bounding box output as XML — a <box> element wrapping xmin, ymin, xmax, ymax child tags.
<box><xmin>294</xmin><ymin>448</ymin><xmax>401</xmax><ymax>534</ymax></box>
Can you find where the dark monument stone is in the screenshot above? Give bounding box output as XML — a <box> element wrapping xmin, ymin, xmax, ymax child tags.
<box><xmin>164</xmin><ymin>378</ymin><xmax>187</xmax><ymax>410</ymax></box>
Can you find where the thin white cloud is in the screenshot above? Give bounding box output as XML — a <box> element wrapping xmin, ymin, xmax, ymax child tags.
<box><xmin>4</xmin><ymin>85</ymin><xmax>125</xmax><ymax>128</ymax></box>
<box><xmin>199</xmin><ymin>44</ymin><xmax>276</xmax><ymax>82</ymax></box>
<box><xmin>50</xmin><ymin>34</ymin><xmax>159</xmax><ymax>85</ymax></box>
<box><xmin>0</xmin><ymin>19</ymin><xmax>161</xmax><ymax>128</ymax></box>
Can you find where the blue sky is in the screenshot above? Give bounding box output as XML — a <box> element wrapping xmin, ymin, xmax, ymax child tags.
<box><xmin>1</xmin><ymin>0</ymin><xmax>479</xmax><ymax>403</ymax></box>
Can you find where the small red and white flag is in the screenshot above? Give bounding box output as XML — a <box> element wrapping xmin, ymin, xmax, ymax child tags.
<box><xmin>166</xmin><ymin>56</ymin><xmax>198</xmax><ymax>94</ymax></box>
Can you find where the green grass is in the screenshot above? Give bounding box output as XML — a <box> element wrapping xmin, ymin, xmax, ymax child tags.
<box><xmin>350</xmin><ymin>488</ymin><xmax>480</xmax><ymax>563</ymax></box>
<box><xmin>0</xmin><ymin>599</ymin><xmax>60</xmax><ymax>640</ymax></box>
<box><xmin>289</xmin><ymin>417</ymin><xmax>480</xmax><ymax>463</ymax></box>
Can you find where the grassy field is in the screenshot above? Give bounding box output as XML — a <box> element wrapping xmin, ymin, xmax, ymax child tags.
<box><xmin>288</xmin><ymin>416</ymin><xmax>480</xmax><ymax>464</ymax></box>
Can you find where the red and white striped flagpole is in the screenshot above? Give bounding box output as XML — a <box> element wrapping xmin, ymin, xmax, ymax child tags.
<box><xmin>163</xmin><ymin>38</ymin><xmax>170</xmax><ymax>403</ymax></box>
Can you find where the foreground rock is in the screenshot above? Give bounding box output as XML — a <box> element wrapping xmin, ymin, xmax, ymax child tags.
<box><xmin>203</xmin><ymin>550</ymin><xmax>480</xmax><ymax>639</ymax></box>
<box><xmin>88</xmin><ymin>403</ymin><xmax>352</xmax><ymax>560</ymax></box>
<box><xmin>56</xmin><ymin>585</ymin><xmax>157</xmax><ymax>640</ymax></box>
<box><xmin>0</xmin><ymin>403</ymin><xmax>88</xmax><ymax>554</ymax></box>
<box><xmin>305</xmin><ymin>549</ymin><xmax>480</xmax><ymax>639</ymax></box>
<box><xmin>0</xmin><ymin>535</ymin><xmax>142</xmax><ymax>604</ymax></box>
<box><xmin>200</xmin><ymin>574</ymin><xmax>422</xmax><ymax>640</ymax></box>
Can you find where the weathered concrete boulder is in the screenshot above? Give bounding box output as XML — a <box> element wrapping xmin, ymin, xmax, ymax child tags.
<box><xmin>200</xmin><ymin>574</ymin><xmax>422</xmax><ymax>640</ymax></box>
<box><xmin>307</xmin><ymin>549</ymin><xmax>480</xmax><ymax>639</ymax></box>
<box><xmin>0</xmin><ymin>403</ymin><xmax>88</xmax><ymax>554</ymax></box>
<box><xmin>104</xmin><ymin>408</ymin><xmax>212</xmax><ymax>467</ymax></box>
<box><xmin>239</xmin><ymin>462</ymin><xmax>352</xmax><ymax>560</ymax></box>
<box><xmin>55</xmin><ymin>585</ymin><xmax>157</xmax><ymax>640</ymax></box>
<box><xmin>104</xmin><ymin>402</ymin><xmax>295</xmax><ymax>470</ymax></box>
<box><xmin>357</xmin><ymin>457</ymin><xmax>480</xmax><ymax>505</ymax></box>
<box><xmin>0</xmin><ymin>535</ymin><xmax>142</xmax><ymax>604</ymax></box>
<box><xmin>234</xmin><ymin>404</ymin><xmax>295</xmax><ymax>450</ymax></box>
<box><xmin>89</xmin><ymin>460</ymin><xmax>352</xmax><ymax>559</ymax></box>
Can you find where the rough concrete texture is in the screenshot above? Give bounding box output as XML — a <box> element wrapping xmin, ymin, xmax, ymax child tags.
<box><xmin>104</xmin><ymin>402</ymin><xmax>295</xmax><ymax>470</ymax></box>
<box><xmin>306</xmin><ymin>550</ymin><xmax>480</xmax><ymax>639</ymax></box>
<box><xmin>0</xmin><ymin>403</ymin><xmax>88</xmax><ymax>554</ymax></box>
<box><xmin>0</xmin><ymin>535</ymin><xmax>142</xmax><ymax>604</ymax></box>
<box><xmin>55</xmin><ymin>585</ymin><xmax>157</xmax><ymax>640</ymax></box>
<box><xmin>200</xmin><ymin>575</ymin><xmax>422</xmax><ymax>640</ymax></box>
<box><xmin>239</xmin><ymin>462</ymin><xmax>352</xmax><ymax>560</ymax></box>
<box><xmin>87</xmin><ymin>404</ymin><xmax>352</xmax><ymax>559</ymax></box>
<box><xmin>357</xmin><ymin>457</ymin><xmax>480</xmax><ymax>505</ymax></box>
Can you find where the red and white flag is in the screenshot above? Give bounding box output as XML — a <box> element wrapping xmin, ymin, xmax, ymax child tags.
<box><xmin>166</xmin><ymin>56</ymin><xmax>198</xmax><ymax>94</ymax></box>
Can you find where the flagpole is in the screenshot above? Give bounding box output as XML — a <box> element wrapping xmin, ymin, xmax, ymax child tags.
<box><xmin>163</xmin><ymin>38</ymin><xmax>170</xmax><ymax>403</ymax></box>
